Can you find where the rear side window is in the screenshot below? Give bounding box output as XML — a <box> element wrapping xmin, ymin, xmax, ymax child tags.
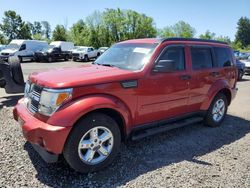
<box><xmin>214</xmin><ymin>47</ymin><xmax>233</xmax><ymax>67</ymax></box>
<box><xmin>191</xmin><ymin>47</ymin><xmax>213</xmax><ymax>70</ymax></box>
<box><xmin>158</xmin><ymin>46</ymin><xmax>185</xmax><ymax>71</ymax></box>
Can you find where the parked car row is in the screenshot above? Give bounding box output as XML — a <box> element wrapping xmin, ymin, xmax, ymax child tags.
<box><xmin>234</xmin><ymin>51</ymin><xmax>250</xmax><ymax>60</ymax></box>
<box><xmin>0</xmin><ymin>39</ymin><xmax>109</xmax><ymax>63</ymax></box>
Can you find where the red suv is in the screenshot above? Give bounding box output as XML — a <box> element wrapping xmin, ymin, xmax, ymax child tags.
<box><xmin>13</xmin><ymin>38</ymin><xmax>237</xmax><ymax>173</ymax></box>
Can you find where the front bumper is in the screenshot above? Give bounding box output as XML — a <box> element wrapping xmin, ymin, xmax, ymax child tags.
<box><xmin>34</xmin><ymin>53</ymin><xmax>49</xmax><ymax>61</ymax></box>
<box><xmin>245</xmin><ymin>67</ymin><xmax>250</xmax><ymax>74</ymax></box>
<box><xmin>0</xmin><ymin>55</ymin><xmax>9</xmax><ymax>61</ymax></box>
<box><xmin>13</xmin><ymin>98</ymin><xmax>72</xmax><ymax>156</ymax></box>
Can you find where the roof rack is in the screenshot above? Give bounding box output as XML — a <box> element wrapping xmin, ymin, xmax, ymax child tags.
<box><xmin>160</xmin><ymin>38</ymin><xmax>228</xmax><ymax>45</ymax></box>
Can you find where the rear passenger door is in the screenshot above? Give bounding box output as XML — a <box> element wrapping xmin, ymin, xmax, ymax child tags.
<box><xmin>187</xmin><ymin>46</ymin><xmax>217</xmax><ymax>112</ymax></box>
<box><xmin>213</xmin><ymin>47</ymin><xmax>237</xmax><ymax>87</ymax></box>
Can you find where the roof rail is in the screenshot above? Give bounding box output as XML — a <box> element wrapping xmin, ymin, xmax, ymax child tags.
<box><xmin>160</xmin><ymin>38</ymin><xmax>228</xmax><ymax>45</ymax></box>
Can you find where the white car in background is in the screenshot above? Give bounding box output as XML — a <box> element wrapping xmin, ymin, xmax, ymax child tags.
<box><xmin>0</xmin><ymin>44</ymin><xmax>6</xmax><ymax>52</ymax></box>
<box><xmin>98</xmin><ymin>47</ymin><xmax>109</xmax><ymax>54</ymax></box>
<box><xmin>244</xmin><ymin>58</ymin><xmax>250</xmax><ymax>74</ymax></box>
<box><xmin>0</xmin><ymin>40</ymin><xmax>48</xmax><ymax>62</ymax></box>
<box><xmin>72</xmin><ymin>46</ymin><xmax>100</xmax><ymax>62</ymax></box>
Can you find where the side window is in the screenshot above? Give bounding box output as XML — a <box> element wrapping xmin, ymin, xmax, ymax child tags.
<box><xmin>19</xmin><ymin>44</ymin><xmax>26</xmax><ymax>51</ymax></box>
<box><xmin>214</xmin><ymin>47</ymin><xmax>232</xmax><ymax>67</ymax></box>
<box><xmin>191</xmin><ymin>47</ymin><xmax>213</xmax><ymax>70</ymax></box>
<box><xmin>157</xmin><ymin>46</ymin><xmax>185</xmax><ymax>71</ymax></box>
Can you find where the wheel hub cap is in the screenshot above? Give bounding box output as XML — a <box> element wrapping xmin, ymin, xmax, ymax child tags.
<box><xmin>212</xmin><ymin>99</ymin><xmax>225</xmax><ymax>122</ymax></box>
<box><xmin>78</xmin><ymin>126</ymin><xmax>114</xmax><ymax>165</ymax></box>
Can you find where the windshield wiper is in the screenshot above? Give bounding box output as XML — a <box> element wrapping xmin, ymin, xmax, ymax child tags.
<box><xmin>94</xmin><ymin>62</ymin><xmax>115</xmax><ymax>67</ymax></box>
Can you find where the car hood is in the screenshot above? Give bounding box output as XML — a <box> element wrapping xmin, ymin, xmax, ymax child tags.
<box><xmin>244</xmin><ymin>61</ymin><xmax>250</xmax><ymax>67</ymax></box>
<box><xmin>29</xmin><ymin>64</ymin><xmax>140</xmax><ymax>88</ymax></box>
<box><xmin>1</xmin><ymin>49</ymin><xmax>18</xmax><ymax>54</ymax></box>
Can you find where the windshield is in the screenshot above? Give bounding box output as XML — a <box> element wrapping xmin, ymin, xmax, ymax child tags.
<box><xmin>94</xmin><ymin>43</ymin><xmax>158</xmax><ymax>71</ymax></box>
<box><xmin>76</xmin><ymin>47</ymin><xmax>87</xmax><ymax>52</ymax></box>
<box><xmin>6</xmin><ymin>43</ymin><xmax>20</xmax><ymax>50</ymax></box>
<box><xmin>41</xmin><ymin>45</ymin><xmax>55</xmax><ymax>52</ymax></box>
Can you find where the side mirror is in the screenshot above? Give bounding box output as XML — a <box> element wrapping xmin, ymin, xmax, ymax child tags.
<box><xmin>153</xmin><ymin>60</ymin><xmax>175</xmax><ymax>72</ymax></box>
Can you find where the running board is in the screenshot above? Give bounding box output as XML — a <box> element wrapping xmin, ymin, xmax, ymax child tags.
<box><xmin>131</xmin><ymin>117</ymin><xmax>203</xmax><ymax>141</ymax></box>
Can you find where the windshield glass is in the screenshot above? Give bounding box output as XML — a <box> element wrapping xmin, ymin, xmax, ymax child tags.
<box><xmin>41</xmin><ymin>45</ymin><xmax>55</xmax><ymax>52</ymax></box>
<box><xmin>76</xmin><ymin>47</ymin><xmax>87</xmax><ymax>52</ymax></box>
<box><xmin>94</xmin><ymin>43</ymin><xmax>158</xmax><ymax>71</ymax></box>
<box><xmin>6</xmin><ymin>43</ymin><xmax>20</xmax><ymax>50</ymax></box>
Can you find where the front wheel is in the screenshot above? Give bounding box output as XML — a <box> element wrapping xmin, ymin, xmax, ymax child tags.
<box><xmin>204</xmin><ymin>93</ymin><xmax>228</xmax><ymax>127</ymax></box>
<box><xmin>63</xmin><ymin>113</ymin><xmax>121</xmax><ymax>173</ymax></box>
<box><xmin>83</xmin><ymin>55</ymin><xmax>89</xmax><ymax>62</ymax></box>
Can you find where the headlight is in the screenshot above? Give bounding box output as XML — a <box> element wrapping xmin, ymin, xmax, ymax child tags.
<box><xmin>39</xmin><ymin>88</ymin><xmax>73</xmax><ymax>116</ymax></box>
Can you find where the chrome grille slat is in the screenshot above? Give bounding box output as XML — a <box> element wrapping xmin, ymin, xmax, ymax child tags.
<box><xmin>25</xmin><ymin>83</ymin><xmax>42</xmax><ymax>113</ymax></box>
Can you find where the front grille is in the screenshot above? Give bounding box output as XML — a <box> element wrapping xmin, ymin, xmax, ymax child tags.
<box><xmin>27</xmin><ymin>84</ymin><xmax>42</xmax><ymax>113</ymax></box>
<box><xmin>1</xmin><ymin>53</ymin><xmax>9</xmax><ymax>56</ymax></box>
<box><xmin>72</xmin><ymin>53</ymin><xmax>79</xmax><ymax>57</ymax></box>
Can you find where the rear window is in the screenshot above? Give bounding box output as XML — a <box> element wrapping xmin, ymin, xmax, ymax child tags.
<box><xmin>214</xmin><ymin>47</ymin><xmax>233</xmax><ymax>67</ymax></box>
<box><xmin>191</xmin><ymin>47</ymin><xmax>213</xmax><ymax>70</ymax></box>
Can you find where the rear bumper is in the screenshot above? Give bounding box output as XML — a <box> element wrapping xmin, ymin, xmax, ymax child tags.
<box><xmin>13</xmin><ymin>98</ymin><xmax>72</xmax><ymax>155</ymax></box>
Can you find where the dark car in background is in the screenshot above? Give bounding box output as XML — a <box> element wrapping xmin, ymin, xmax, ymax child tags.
<box><xmin>236</xmin><ymin>60</ymin><xmax>245</xmax><ymax>80</ymax></box>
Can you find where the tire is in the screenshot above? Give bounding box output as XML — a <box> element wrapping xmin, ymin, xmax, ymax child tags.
<box><xmin>96</xmin><ymin>53</ymin><xmax>100</xmax><ymax>59</ymax></box>
<box><xmin>47</xmin><ymin>57</ymin><xmax>52</xmax><ymax>63</ymax></box>
<box><xmin>83</xmin><ymin>55</ymin><xmax>89</xmax><ymax>62</ymax></box>
<box><xmin>18</xmin><ymin>56</ymin><xmax>22</xmax><ymax>63</ymax></box>
<box><xmin>204</xmin><ymin>93</ymin><xmax>228</xmax><ymax>127</ymax></box>
<box><xmin>63</xmin><ymin>113</ymin><xmax>121</xmax><ymax>173</ymax></box>
<box><xmin>10</xmin><ymin>61</ymin><xmax>24</xmax><ymax>85</ymax></box>
<box><xmin>65</xmin><ymin>55</ymin><xmax>69</xmax><ymax>61</ymax></box>
<box><xmin>238</xmin><ymin>69</ymin><xmax>244</xmax><ymax>81</ymax></box>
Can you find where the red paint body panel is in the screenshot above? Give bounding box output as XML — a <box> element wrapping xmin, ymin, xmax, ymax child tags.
<box><xmin>13</xmin><ymin>99</ymin><xmax>71</xmax><ymax>154</ymax></box>
<box><xmin>13</xmin><ymin>38</ymin><xmax>238</xmax><ymax>155</ymax></box>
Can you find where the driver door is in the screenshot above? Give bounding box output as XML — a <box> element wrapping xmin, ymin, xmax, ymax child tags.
<box><xmin>136</xmin><ymin>45</ymin><xmax>190</xmax><ymax>125</ymax></box>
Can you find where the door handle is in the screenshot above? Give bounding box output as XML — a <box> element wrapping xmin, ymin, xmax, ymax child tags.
<box><xmin>180</xmin><ymin>75</ymin><xmax>191</xmax><ymax>80</ymax></box>
<box><xmin>210</xmin><ymin>72</ymin><xmax>220</xmax><ymax>77</ymax></box>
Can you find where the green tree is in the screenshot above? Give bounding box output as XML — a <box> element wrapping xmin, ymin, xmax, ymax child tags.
<box><xmin>0</xmin><ymin>10</ymin><xmax>31</xmax><ymax>41</ymax></box>
<box><xmin>199</xmin><ymin>30</ymin><xmax>216</xmax><ymax>39</ymax></box>
<box><xmin>69</xmin><ymin>19</ymin><xmax>89</xmax><ymax>46</ymax></box>
<box><xmin>0</xmin><ymin>33</ymin><xmax>7</xmax><ymax>44</ymax></box>
<box><xmin>235</xmin><ymin>17</ymin><xmax>250</xmax><ymax>48</ymax></box>
<box><xmin>33</xmin><ymin>21</ymin><xmax>42</xmax><ymax>35</ymax></box>
<box><xmin>52</xmin><ymin>25</ymin><xmax>67</xmax><ymax>41</ymax></box>
<box><xmin>19</xmin><ymin>23</ymin><xmax>32</xmax><ymax>39</ymax></box>
<box><xmin>215</xmin><ymin>36</ymin><xmax>231</xmax><ymax>44</ymax></box>
<box><xmin>159</xmin><ymin>21</ymin><xmax>196</xmax><ymax>38</ymax></box>
<box><xmin>41</xmin><ymin>21</ymin><xmax>51</xmax><ymax>39</ymax></box>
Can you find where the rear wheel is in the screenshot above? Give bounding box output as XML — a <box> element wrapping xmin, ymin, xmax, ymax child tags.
<box><xmin>63</xmin><ymin>113</ymin><xmax>121</xmax><ymax>173</ymax></box>
<box><xmin>204</xmin><ymin>93</ymin><xmax>228</xmax><ymax>127</ymax></box>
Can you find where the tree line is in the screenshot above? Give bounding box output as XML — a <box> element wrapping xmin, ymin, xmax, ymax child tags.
<box><xmin>0</xmin><ymin>9</ymin><xmax>250</xmax><ymax>51</ymax></box>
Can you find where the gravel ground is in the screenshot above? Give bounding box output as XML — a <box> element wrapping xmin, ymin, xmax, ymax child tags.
<box><xmin>0</xmin><ymin>62</ymin><xmax>250</xmax><ymax>187</ymax></box>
